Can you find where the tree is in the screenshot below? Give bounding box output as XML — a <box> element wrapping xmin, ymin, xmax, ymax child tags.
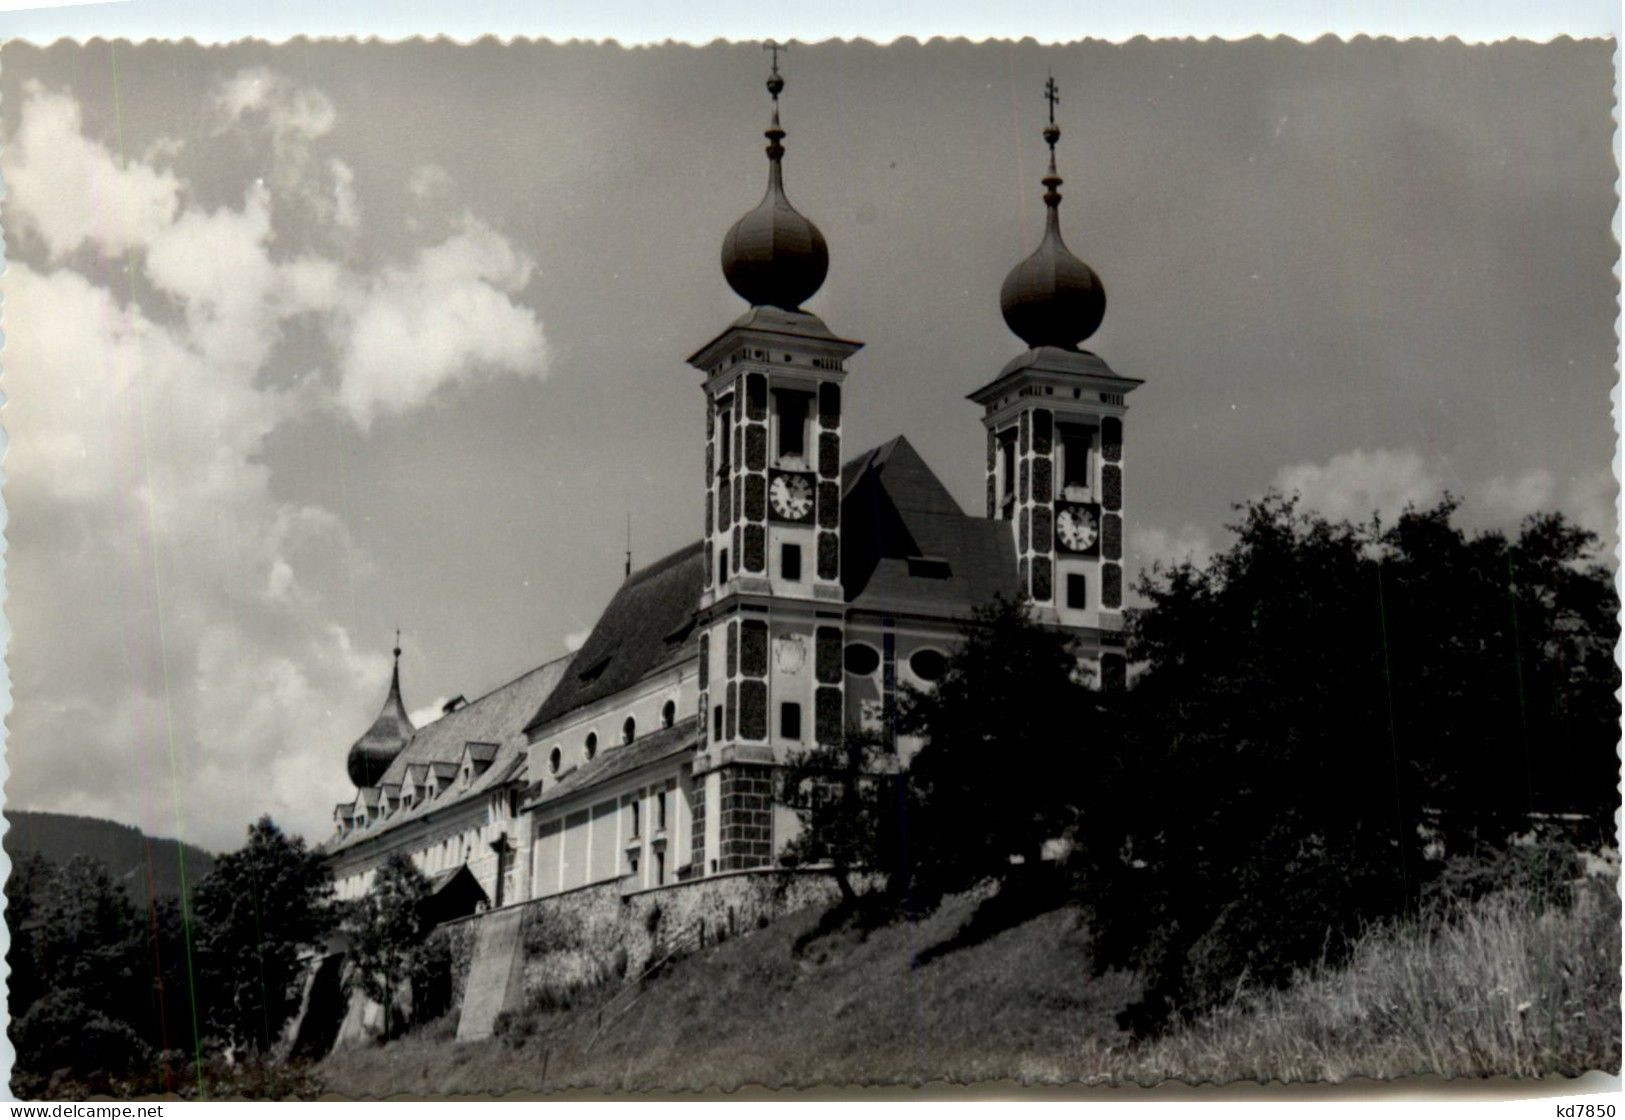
<box><xmin>779</xmin><ymin>727</ymin><xmax>905</xmax><ymax>907</ymax></box>
<box><xmin>192</xmin><ymin>817</ymin><xmax>335</xmax><ymax>1057</ymax></box>
<box><xmin>898</xmin><ymin>593</ymin><xmax>1110</xmax><ymax>908</ymax></box>
<box><xmin>342</xmin><ymin>852</ymin><xmax>431</xmax><ymax>1038</ymax></box>
<box><xmin>1077</xmin><ymin>495</ymin><xmax>1620</xmax><ymax>1032</ymax></box>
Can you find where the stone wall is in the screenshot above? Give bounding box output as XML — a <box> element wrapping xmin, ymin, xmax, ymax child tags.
<box><xmin>459</xmin><ymin>868</ymin><xmax>843</xmax><ymax>1013</ymax></box>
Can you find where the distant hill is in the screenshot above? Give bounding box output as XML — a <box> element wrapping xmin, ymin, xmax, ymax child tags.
<box><xmin>4</xmin><ymin>810</ymin><xmax>216</xmax><ymax>904</ymax></box>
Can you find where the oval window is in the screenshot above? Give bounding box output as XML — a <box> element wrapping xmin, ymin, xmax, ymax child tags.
<box><xmin>584</xmin><ymin>732</ymin><xmax>597</xmax><ymax>761</ymax></box>
<box><xmin>661</xmin><ymin>699</ymin><xmax>676</xmax><ymax>729</ymax></box>
<box><xmin>843</xmin><ymin>643</ymin><xmax>881</xmax><ymax>676</ymax></box>
<box><xmin>909</xmin><ymin>648</ymin><xmax>948</xmax><ymax>683</ymax></box>
<box><xmin>549</xmin><ymin>746</ymin><xmax>562</xmax><ymax>775</ymax></box>
<box><xmin>622</xmin><ymin>716</ymin><xmax>637</xmax><ymax>744</ymax></box>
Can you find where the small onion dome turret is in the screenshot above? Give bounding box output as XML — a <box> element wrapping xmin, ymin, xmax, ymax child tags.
<box><xmin>999</xmin><ymin>80</ymin><xmax>1106</xmax><ymax>350</ymax></box>
<box><xmin>720</xmin><ymin>51</ymin><xmax>829</xmax><ymax>312</ymax></box>
<box><xmin>347</xmin><ymin>643</ymin><xmax>414</xmax><ymax>788</ymax></box>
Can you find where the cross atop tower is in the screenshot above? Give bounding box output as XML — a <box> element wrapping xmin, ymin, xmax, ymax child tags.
<box><xmin>1044</xmin><ymin>73</ymin><xmax>1059</xmax><ymax>123</ymax></box>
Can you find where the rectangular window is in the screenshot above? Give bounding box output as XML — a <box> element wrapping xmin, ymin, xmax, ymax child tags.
<box><xmin>717</xmin><ymin>399</ymin><xmax>734</xmax><ymax>472</ymax></box>
<box><xmin>656</xmin><ymin>850</ymin><xmax>666</xmax><ymax>886</ymax></box>
<box><xmin>774</xmin><ymin>390</ymin><xmax>811</xmax><ymax>461</ymax></box>
<box><xmin>718</xmin><ymin>548</ymin><xmax>729</xmax><ymax>584</ymax></box>
<box><xmin>781</xmin><ymin>543</ymin><xmax>802</xmax><ymax>581</ymax></box>
<box><xmin>657</xmin><ymin>790</ymin><xmax>668</xmax><ymax>831</ymax></box>
<box><xmin>1059</xmin><ymin>424</ymin><xmax>1095</xmax><ymax>497</ymax></box>
<box><xmin>1067</xmin><ymin>572</ymin><xmax>1088</xmax><ymax>610</ymax></box>
<box><xmin>713</xmin><ymin>704</ymin><xmax>724</xmax><ymax>741</ymax></box>
<box><xmin>998</xmin><ymin>428</ymin><xmax>1018</xmax><ymax>519</ymax></box>
<box><xmin>630</xmin><ymin>799</ymin><xmax>641</xmax><ymax>838</ymax></box>
<box><xmin>780</xmin><ymin>701</ymin><xmax>803</xmax><ymax>740</ymax></box>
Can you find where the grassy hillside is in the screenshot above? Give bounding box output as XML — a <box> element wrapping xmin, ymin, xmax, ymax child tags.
<box><xmin>4</xmin><ymin>810</ymin><xmax>215</xmax><ymax>903</ymax></box>
<box><xmin>319</xmin><ymin>878</ymin><xmax>1619</xmax><ymax>1094</ymax></box>
<box><xmin>1106</xmin><ymin>880</ymin><xmax>1621</xmax><ymax>1084</ymax></box>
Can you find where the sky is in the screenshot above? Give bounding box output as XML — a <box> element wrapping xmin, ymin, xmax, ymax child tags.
<box><xmin>0</xmin><ymin>38</ymin><xmax>1616</xmax><ymax>853</ymax></box>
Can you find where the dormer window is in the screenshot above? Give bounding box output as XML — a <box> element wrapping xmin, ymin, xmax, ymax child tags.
<box><xmin>549</xmin><ymin>746</ymin><xmax>562</xmax><ymax>775</ymax></box>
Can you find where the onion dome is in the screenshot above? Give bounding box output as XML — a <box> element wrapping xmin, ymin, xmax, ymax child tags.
<box><xmin>720</xmin><ymin>46</ymin><xmax>829</xmax><ymax>312</ymax></box>
<box><xmin>1000</xmin><ymin>76</ymin><xmax>1106</xmax><ymax>350</ymax></box>
<box><xmin>347</xmin><ymin>639</ymin><xmax>415</xmax><ymax>788</ymax></box>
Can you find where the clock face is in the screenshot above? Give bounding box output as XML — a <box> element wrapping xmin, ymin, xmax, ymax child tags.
<box><xmin>1056</xmin><ymin>503</ymin><xmax>1100</xmax><ymax>554</ymax></box>
<box><xmin>769</xmin><ymin>472</ymin><xmax>815</xmax><ymax>521</ymax></box>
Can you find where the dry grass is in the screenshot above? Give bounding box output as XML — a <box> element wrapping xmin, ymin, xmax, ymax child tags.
<box><xmin>1107</xmin><ymin>880</ymin><xmax>1621</xmax><ymax>1085</ymax></box>
<box><xmin>317</xmin><ymin>880</ymin><xmax>1619</xmax><ymax>1095</ymax></box>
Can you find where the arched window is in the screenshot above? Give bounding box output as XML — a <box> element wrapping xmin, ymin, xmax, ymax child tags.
<box><xmin>661</xmin><ymin>699</ymin><xmax>676</xmax><ymax>729</ymax></box>
<box><xmin>584</xmin><ymin>731</ymin><xmax>598</xmax><ymax>761</ymax></box>
<box><xmin>909</xmin><ymin>648</ymin><xmax>948</xmax><ymax>683</ymax></box>
<box><xmin>622</xmin><ymin>716</ymin><xmax>637</xmax><ymax>745</ymax></box>
<box><xmin>549</xmin><ymin>746</ymin><xmax>562</xmax><ymax>775</ymax></box>
<box><xmin>844</xmin><ymin>642</ymin><xmax>881</xmax><ymax>676</ymax></box>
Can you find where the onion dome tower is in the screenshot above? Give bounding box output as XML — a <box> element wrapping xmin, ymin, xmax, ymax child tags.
<box><xmin>347</xmin><ymin>635</ymin><xmax>414</xmax><ymax>788</ymax></box>
<box><xmin>999</xmin><ymin>77</ymin><xmax>1106</xmax><ymax>349</ymax></box>
<box><xmin>719</xmin><ymin>47</ymin><xmax>829</xmax><ymax>311</ymax></box>
<box><xmin>687</xmin><ymin>43</ymin><xmax>862</xmax><ymax>876</ymax></box>
<box><xmin>968</xmin><ymin>76</ymin><xmax>1140</xmax><ymax>688</ymax></box>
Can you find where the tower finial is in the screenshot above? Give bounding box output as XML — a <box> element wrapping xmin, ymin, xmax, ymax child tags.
<box><xmin>1042</xmin><ymin>73</ymin><xmax>1062</xmax><ymax>203</ymax></box>
<box><xmin>625</xmin><ymin>512</ymin><xmax>632</xmax><ymax>579</ymax></box>
<box><xmin>719</xmin><ymin>40</ymin><xmax>828</xmax><ymax>311</ymax></box>
<box><xmin>393</xmin><ymin>626</ymin><xmax>401</xmax><ymax>660</ymax></box>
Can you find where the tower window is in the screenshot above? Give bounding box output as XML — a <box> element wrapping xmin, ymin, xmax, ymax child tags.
<box><xmin>998</xmin><ymin>429</ymin><xmax>1018</xmax><ymax>518</ymax></box>
<box><xmin>1059</xmin><ymin>424</ymin><xmax>1096</xmax><ymax>499</ymax></box>
<box><xmin>775</xmin><ymin>390</ymin><xmax>811</xmax><ymax>461</ymax></box>
<box><xmin>661</xmin><ymin>699</ymin><xmax>676</xmax><ymax>729</ymax></box>
<box><xmin>1067</xmin><ymin>573</ymin><xmax>1088</xmax><ymax>610</ymax></box>
<box><xmin>780</xmin><ymin>702</ymin><xmax>802</xmax><ymax>740</ymax></box>
<box><xmin>781</xmin><ymin>543</ymin><xmax>802</xmax><ymax>582</ymax></box>
<box><xmin>718</xmin><ymin>548</ymin><xmax>729</xmax><ymax>584</ymax></box>
<box><xmin>717</xmin><ymin>400</ymin><xmax>734</xmax><ymax>473</ymax></box>
<box><xmin>713</xmin><ymin>704</ymin><xmax>724</xmax><ymax>740</ymax></box>
<box><xmin>622</xmin><ymin>716</ymin><xmax>637</xmax><ymax>745</ymax></box>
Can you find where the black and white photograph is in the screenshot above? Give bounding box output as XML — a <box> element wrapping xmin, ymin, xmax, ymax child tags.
<box><xmin>0</xmin><ymin>9</ymin><xmax>1619</xmax><ymax>1103</ymax></box>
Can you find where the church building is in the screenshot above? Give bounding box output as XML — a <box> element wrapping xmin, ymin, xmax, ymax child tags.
<box><xmin>324</xmin><ymin>63</ymin><xmax>1140</xmax><ymax>915</ymax></box>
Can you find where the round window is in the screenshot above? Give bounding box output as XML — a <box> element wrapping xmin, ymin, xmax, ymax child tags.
<box><xmin>549</xmin><ymin>746</ymin><xmax>562</xmax><ymax>774</ymax></box>
<box><xmin>843</xmin><ymin>643</ymin><xmax>881</xmax><ymax>676</ymax></box>
<box><xmin>909</xmin><ymin>648</ymin><xmax>948</xmax><ymax>683</ymax></box>
<box><xmin>584</xmin><ymin>732</ymin><xmax>597</xmax><ymax>761</ymax></box>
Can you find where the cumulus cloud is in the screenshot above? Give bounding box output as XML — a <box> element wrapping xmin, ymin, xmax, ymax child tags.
<box><xmin>2</xmin><ymin>73</ymin><xmax>548</xmax><ymax>848</ymax></box>
<box><xmin>336</xmin><ymin>219</ymin><xmax>546</xmax><ymax>427</ymax></box>
<box><xmin>1129</xmin><ymin>523</ymin><xmax>1216</xmax><ymax>571</ymax></box>
<box><xmin>4</xmin><ymin>80</ymin><xmax>180</xmax><ymax>260</ymax></box>
<box><xmin>1272</xmin><ymin>448</ymin><xmax>1444</xmax><ymax>524</ymax></box>
<box><xmin>1274</xmin><ymin>450</ymin><xmax>1616</xmax><ymax>551</ymax></box>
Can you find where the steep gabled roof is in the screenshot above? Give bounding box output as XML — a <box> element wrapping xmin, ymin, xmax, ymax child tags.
<box><xmin>523</xmin><ymin>543</ymin><xmax>705</xmax><ymax>734</ymax></box>
<box><xmin>840</xmin><ymin>435</ymin><xmax>1019</xmax><ymax>615</ymax></box>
